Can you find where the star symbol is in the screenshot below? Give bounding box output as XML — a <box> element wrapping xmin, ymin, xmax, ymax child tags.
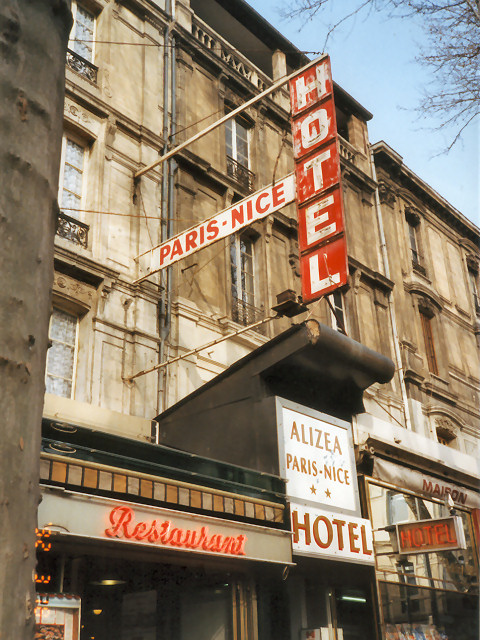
<box><xmin>310</xmin><ymin>485</ymin><xmax>317</xmax><ymax>495</ymax></box>
<box><xmin>325</xmin><ymin>488</ymin><xmax>331</xmax><ymax>498</ymax></box>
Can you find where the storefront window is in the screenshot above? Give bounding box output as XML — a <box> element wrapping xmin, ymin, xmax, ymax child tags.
<box><xmin>180</xmin><ymin>583</ymin><xmax>233</xmax><ymax>640</ymax></box>
<box><xmin>35</xmin><ymin>549</ymin><xmax>254</xmax><ymax>640</ymax></box>
<box><xmin>366</xmin><ymin>480</ymin><xmax>479</xmax><ymax>640</ymax></box>
<box><xmin>335</xmin><ymin>587</ymin><xmax>376</xmax><ymax>640</ymax></box>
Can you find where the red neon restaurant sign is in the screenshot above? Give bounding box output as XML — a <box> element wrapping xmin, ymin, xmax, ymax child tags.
<box><xmin>289</xmin><ymin>57</ymin><xmax>348</xmax><ymax>303</ymax></box>
<box><xmin>396</xmin><ymin>516</ymin><xmax>466</xmax><ymax>555</ymax></box>
<box><xmin>104</xmin><ymin>505</ymin><xmax>247</xmax><ymax>556</ymax></box>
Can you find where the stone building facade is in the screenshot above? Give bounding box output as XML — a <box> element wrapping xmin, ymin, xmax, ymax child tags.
<box><xmin>39</xmin><ymin>0</ymin><xmax>479</xmax><ymax>638</ymax></box>
<box><xmin>46</xmin><ymin>0</ymin><xmax>397</xmax><ymax>429</ymax></box>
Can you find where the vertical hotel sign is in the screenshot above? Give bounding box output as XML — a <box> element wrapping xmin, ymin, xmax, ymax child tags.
<box><xmin>289</xmin><ymin>57</ymin><xmax>348</xmax><ymax>303</ymax></box>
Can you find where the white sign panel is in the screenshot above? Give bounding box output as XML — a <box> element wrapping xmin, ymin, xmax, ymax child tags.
<box><xmin>276</xmin><ymin>397</ymin><xmax>360</xmax><ymax>515</ymax></box>
<box><xmin>291</xmin><ymin>502</ymin><xmax>375</xmax><ymax>565</ymax></box>
<box><xmin>135</xmin><ymin>174</ymin><xmax>295</xmax><ymax>281</ymax></box>
<box><xmin>38</xmin><ymin>488</ymin><xmax>293</xmax><ymax>565</ymax></box>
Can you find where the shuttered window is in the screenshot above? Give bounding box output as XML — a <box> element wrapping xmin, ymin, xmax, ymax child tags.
<box><xmin>420</xmin><ymin>311</ymin><xmax>438</xmax><ymax>375</ymax></box>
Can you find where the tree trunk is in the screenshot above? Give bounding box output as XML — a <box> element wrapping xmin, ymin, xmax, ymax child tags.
<box><xmin>0</xmin><ymin>1</ymin><xmax>71</xmax><ymax>638</ymax></box>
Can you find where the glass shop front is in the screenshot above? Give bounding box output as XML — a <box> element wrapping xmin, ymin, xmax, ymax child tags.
<box><xmin>36</xmin><ymin>538</ymin><xmax>263</xmax><ymax>640</ymax></box>
<box><xmin>365</xmin><ymin>477</ymin><xmax>479</xmax><ymax>640</ymax></box>
<box><xmin>35</xmin><ymin>489</ymin><xmax>293</xmax><ymax>640</ymax></box>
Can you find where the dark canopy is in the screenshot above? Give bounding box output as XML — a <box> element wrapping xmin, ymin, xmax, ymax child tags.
<box><xmin>155</xmin><ymin>320</ymin><xmax>395</xmax><ymax>474</ymax></box>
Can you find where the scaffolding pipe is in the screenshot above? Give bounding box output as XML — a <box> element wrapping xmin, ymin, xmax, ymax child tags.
<box><xmin>125</xmin><ymin>315</ymin><xmax>276</xmax><ymax>382</ymax></box>
<box><xmin>133</xmin><ymin>54</ymin><xmax>327</xmax><ymax>180</ymax></box>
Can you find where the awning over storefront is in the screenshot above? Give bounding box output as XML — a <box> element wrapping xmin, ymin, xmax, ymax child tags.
<box><xmin>372</xmin><ymin>457</ymin><xmax>480</xmax><ymax>510</ymax></box>
<box><xmin>156</xmin><ymin>320</ymin><xmax>395</xmax><ymax>475</ymax></box>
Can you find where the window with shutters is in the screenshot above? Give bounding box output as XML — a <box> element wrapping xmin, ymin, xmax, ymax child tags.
<box><xmin>230</xmin><ymin>234</ymin><xmax>263</xmax><ymax>327</ymax></box>
<box><xmin>419</xmin><ymin>310</ymin><xmax>438</xmax><ymax>375</ymax></box>
<box><xmin>225</xmin><ymin>117</ymin><xmax>254</xmax><ymax>192</ymax></box>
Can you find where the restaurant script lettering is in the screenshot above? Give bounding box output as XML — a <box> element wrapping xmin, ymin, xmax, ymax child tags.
<box><xmin>105</xmin><ymin>505</ymin><xmax>247</xmax><ymax>556</ymax></box>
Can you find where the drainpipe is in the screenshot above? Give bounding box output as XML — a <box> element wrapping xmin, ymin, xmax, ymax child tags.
<box><xmin>370</xmin><ymin>147</ymin><xmax>413</xmax><ymax>431</ymax></box>
<box><xmin>166</xmin><ymin>37</ymin><xmax>176</xmax><ymax>334</ymax></box>
<box><xmin>157</xmin><ymin>2</ymin><xmax>175</xmax><ymax>417</ymax></box>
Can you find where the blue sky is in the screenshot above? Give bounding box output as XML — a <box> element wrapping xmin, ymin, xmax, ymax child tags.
<box><xmin>255</xmin><ymin>1</ymin><xmax>479</xmax><ymax>224</ymax></box>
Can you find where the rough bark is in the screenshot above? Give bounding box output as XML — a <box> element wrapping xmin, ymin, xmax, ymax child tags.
<box><xmin>0</xmin><ymin>1</ymin><xmax>71</xmax><ymax>638</ymax></box>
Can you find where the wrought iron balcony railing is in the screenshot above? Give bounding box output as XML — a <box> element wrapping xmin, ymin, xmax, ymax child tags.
<box><xmin>57</xmin><ymin>212</ymin><xmax>89</xmax><ymax>248</ymax></box>
<box><xmin>227</xmin><ymin>156</ymin><xmax>255</xmax><ymax>192</ymax></box>
<box><xmin>232</xmin><ymin>297</ymin><xmax>265</xmax><ymax>334</ymax></box>
<box><xmin>66</xmin><ymin>49</ymin><xmax>98</xmax><ymax>84</ymax></box>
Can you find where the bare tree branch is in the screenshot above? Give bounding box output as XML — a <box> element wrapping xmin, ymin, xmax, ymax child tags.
<box><xmin>281</xmin><ymin>0</ymin><xmax>480</xmax><ymax>150</ymax></box>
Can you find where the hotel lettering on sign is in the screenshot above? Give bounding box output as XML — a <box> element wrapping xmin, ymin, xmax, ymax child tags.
<box><xmin>289</xmin><ymin>57</ymin><xmax>348</xmax><ymax>303</ymax></box>
<box><xmin>396</xmin><ymin>516</ymin><xmax>467</xmax><ymax>555</ymax></box>
<box><xmin>292</xmin><ymin>504</ymin><xmax>375</xmax><ymax>564</ymax></box>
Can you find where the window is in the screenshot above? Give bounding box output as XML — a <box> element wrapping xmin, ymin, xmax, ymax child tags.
<box><xmin>59</xmin><ymin>136</ymin><xmax>85</xmax><ymax>216</ymax></box>
<box><xmin>419</xmin><ymin>310</ymin><xmax>438</xmax><ymax>375</ymax></box>
<box><xmin>56</xmin><ymin>134</ymin><xmax>90</xmax><ymax>247</ymax></box>
<box><xmin>225</xmin><ymin>118</ymin><xmax>249</xmax><ymax>167</ymax></box>
<box><xmin>230</xmin><ymin>234</ymin><xmax>259</xmax><ymax>326</ymax></box>
<box><xmin>405</xmin><ymin>206</ymin><xmax>425</xmax><ymax>274</ymax></box>
<box><xmin>329</xmin><ymin>291</ymin><xmax>347</xmax><ymax>334</ymax></box>
<box><xmin>468</xmin><ymin>268</ymin><xmax>480</xmax><ymax>313</ymax></box>
<box><xmin>70</xmin><ymin>2</ymin><xmax>95</xmax><ymax>62</ymax></box>
<box><xmin>408</xmin><ymin>221</ymin><xmax>420</xmax><ymax>266</ymax></box>
<box><xmin>45</xmin><ymin>308</ymin><xmax>78</xmax><ymax>398</ymax></box>
<box><xmin>225</xmin><ymin>117</ymin><xmax>254</xmax><ymax>191</ymax></box>
<box><xmin>66</xmin><ymin>2</ymin><xmax>98</xmax><ymax>83</ymax></box>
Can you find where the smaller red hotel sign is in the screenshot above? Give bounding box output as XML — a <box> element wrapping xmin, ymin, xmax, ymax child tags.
<box><xmin>289</xmin><ymin>56</ymin><xmax>348</xmax><ymax>303</ymax></box>
<box><xmin>396</xmin><ymin>516</ymin><xmax>467</xmax><ymax>555</ymax></box>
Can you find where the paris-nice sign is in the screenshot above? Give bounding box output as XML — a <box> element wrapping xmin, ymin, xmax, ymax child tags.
<box><xmin>135</xmin><ymin>175</ymin><xmax>295</xmax><ymax>283</ymax></box>
<box><xmin>136</xmin><ymin>57</ymin><xmax>347</xmax><ymax>303</ymax></box>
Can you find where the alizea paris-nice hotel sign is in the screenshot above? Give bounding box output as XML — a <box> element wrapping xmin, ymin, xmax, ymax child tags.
<box><xmin>276</xmin><ymin>397</ymin><xmax>374</xmax><ymax>564</ymax></box>
<box><xmin>135</xmin><ymin>56</ymin><xmax>346</xmax><ymax>303</ymax></box>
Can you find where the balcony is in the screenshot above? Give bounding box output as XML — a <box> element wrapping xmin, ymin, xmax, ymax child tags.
<box><xmin>339</xmin><ymin>137</ymin><xmax>358</xmax><ymax>165</ymax></box>
<box><xmin>56</xmin><ymin>212</ymin><xmax>89</xmax><ymax>248</ymax></box>
<box><xmin>192</xmin><ymin>17</ymin><xmax>268</xmax><ymax>92</ymax></box>
<box><xmin>227</xmin><ymin>156</ymin><xmax>255</xmax><ymax>192</ymax></box>
<box><xmin>232</xmin><ymin>297</ymin><xmax>265</xmax><ymax>334</ymax></box>
<box><xmin>66</xmin><ymin>49</ymin><xmax>98</xmax><ymax>84</ymax></box>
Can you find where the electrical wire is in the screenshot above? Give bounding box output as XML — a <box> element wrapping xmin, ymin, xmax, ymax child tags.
<box><xmin>72</xmin><ymin>39</ymin><xmax>321</xmax><ymax>55</ymax></box>
<box><xmin>60</xmin><ymin>207</ymin><xmax>200</xmax><ymax>223</ymax></box>
<box><xmin>138</xmin><ymin>183</ymin><xmax>154</xmax><ymax>247</ymax></box>
<box><xmin>170</xmin><ymin>106</ymin><xmax>225</xmax><ymax>141</ymax></box>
